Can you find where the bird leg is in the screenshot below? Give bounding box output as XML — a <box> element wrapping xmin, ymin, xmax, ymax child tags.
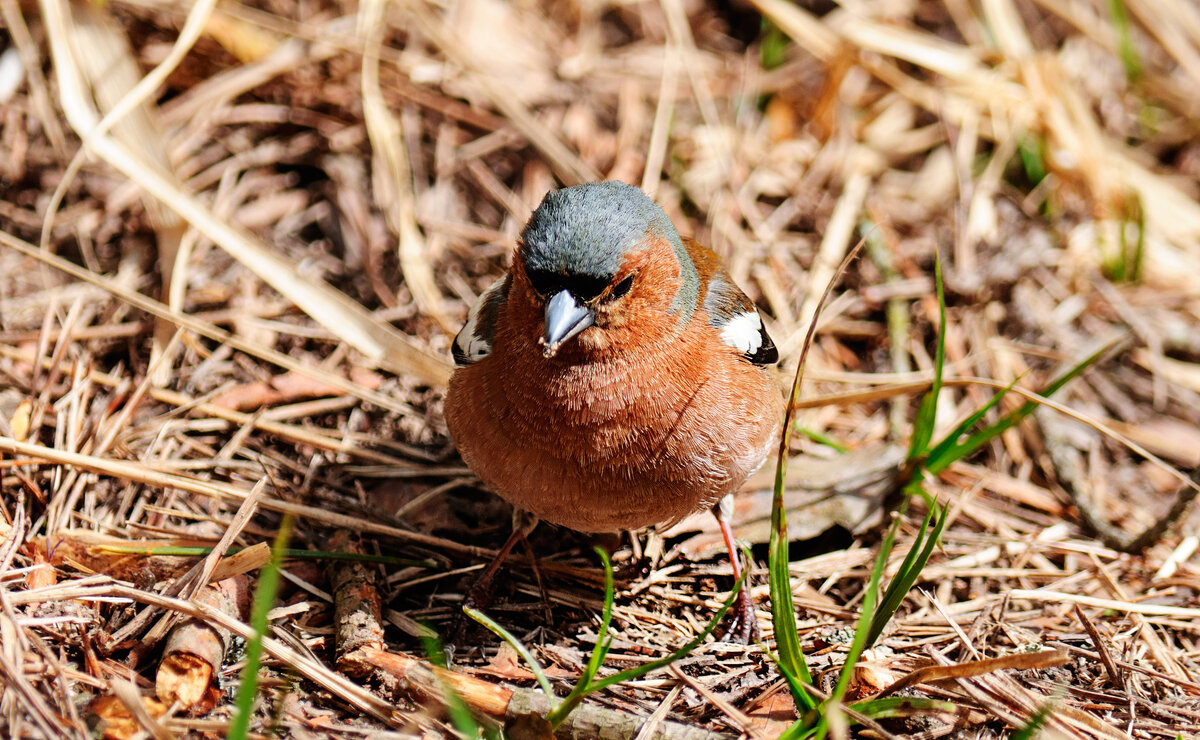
<box><xmin>713</xmin><ymin>496</ymin><xmax>759</xmax><ymax>644</ymax></box>
<box><xmin>447</xmin><ymin>510</ymin><xmax>538</xmax><ymax>656</ymax></box>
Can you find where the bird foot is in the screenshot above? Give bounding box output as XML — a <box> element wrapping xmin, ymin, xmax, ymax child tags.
<box><xmin>444</xmin><ymin>576</ymin><xmax>497</xmax><ymax>660</ymax></box>
<box><xmin>444</xmin><ymin>519</ymin><xmax>535</xmax><ymax>660</ymax></box>
<box><xmin>715</xmin><ymin>583</ymin><xmax>760</xmax><ymax>644</ymax></box>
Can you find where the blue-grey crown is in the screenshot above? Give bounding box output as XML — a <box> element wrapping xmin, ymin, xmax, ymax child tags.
<box><xmin>519</xmin><ymin>182</ymin><xmax>698</xmax><ymax>315</ymax></box>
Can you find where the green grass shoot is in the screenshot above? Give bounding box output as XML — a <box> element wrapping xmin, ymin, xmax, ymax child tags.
<box><xmin>228</xmin><ymin>514</ymin><xmax>294</xmax><ymax>740</ymax></box>
<box><xmin>1017</xmin><ymin>136</ymin><xmax>1047</xmax><ymax>188</ymax></box>
<box><xmin>95</xmin><ymin>543</ymin><xmax>435</xmax><ymax>568</ymax></box>
<box><xmin>792</xmin><ymin>424</ymin><xmax>850</xmax><ymax>453</ymax></box>
<box><xmin>768</xmin><ymin>238</ymin><xmax>871</xmax><ymax>716</ymax></box>
<box><xmin>421</xmin><ymin>631</ymin><xmax>494</xmax><ymax>739</ymax></box>
<box><xmin>906</xmin><ymin>252</ymin><xmax>946</xmax><ymax>465</ymax></box>
<box><xmin>465</xmin><ymin>546</ymin><xmax>744</xmax><ymax>730</ymax></box>
<box><xmin>1102</xmin><ymin>194</ymin><xmax>1145</xmax><ymax>283</ymax></box>
<box><xmin>1010</xmin><ymin>695</ymin><xmax>1058</xmax><ymax>739</ymax></box>
<box><xmin>1107</xmin><ymin>0</ymin><xmax>1142</xmax><ymax>82</ymax></box>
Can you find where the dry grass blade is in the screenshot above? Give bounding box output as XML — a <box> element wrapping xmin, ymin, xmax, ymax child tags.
<box><xmin>4</xmin><ymin>0</ymin><xmax>1200</xmax><ymax>736</ymax></box>
<box><xmin>360</xmin><ymin>0</ymin><xmax>452</xmax><ymax>333</ymax></box>
<box><xmin>876</xmin><ymin>647</ymin><xmax>1068</xmax><ymax>698</ymax></box>
<box><xmin>0</xmin><ymin>436</ymin><xmax>492</xmax><ymax>558</ymax></box>
<box><xmin>0</xmin><ymin>230</ymin><xmax>422</xmax><ymax>414</ymax></box>
<box><xmin>36</xmin><ymin>0</ymin><xmax>450</xmax><ymax>387</ymax></box>
<box><xmin>1008</xmin><ymin>589</ymin><xmax>1200</xmax><ymax>618</ymax></box>
<box><xmin>109</xmin><ymin>678</ymin><xmax>172</xmax><ymax>740</ymax></box>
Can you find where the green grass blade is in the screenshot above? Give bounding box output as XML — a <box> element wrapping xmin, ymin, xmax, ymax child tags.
<box><xmin>868</xmin><ymin>508</ymin><xmax>944</xmax><ymax>640</ymax></box>
<box><xmin>770</xmin><ymin>238</ymin><xmax>866</xmax><ymax>714</ymax></box>
<box><xmin>465</xmin><ymin>606</ymin><xmax>554</xmax><ymax>699</ymax></box>
<box><xmin>771</xmin><ymin>344</ymin><xmax>818</xmax><ymax>712</ymax></box>
<box><xmin>828</xmin><ymin>506</ymin><xmax>899</xmax><ymax>710</ymax></box>
<box><xmin>778</xmin><ymin>719</ymin><xmax>819</xmax><ymax>740</ymax></box>
<box><xmin>757</xmin><ymin>642</ymin><xmax>817</xmax><ymax>722</ymax></box>
<box><xmin>546</xmin><ymin>548</ymin><xmax>617</xmax><ymax>728</ymax></box>
<box><xmin>772</xmin><ymin>407</ymin><xmax>815</xmax><ymax>712</ymax></box>
<box><xmin>1128</xmin><ymin>196</ymin><xmax>1145</xmax><ymax>282</ymax></box>
<box><xmin>769</xmin><ymin>500</ymin><xmax>817</xmax><ymax>711</ymax></box>
<box><xmin>906</xmin><ymin>253</ymin><xmax>946</xmax><ymax>461</ymax></box>
<box><xmin>850</xmin><ymin>696</ymin><xmax>959</xmax><ymax>719</ymax></box>
<box><xmin>228</xmin><ymin>515</ymin><xmax>294</xmax><ymax>740</ymax></box>
<box><xmin>586</xmin><ymin>569</ymin><xmax>746</xmax><ymax>694</ymax></box>
<box><xmin>922</xmin><ymin>376</ymin><xmax>1020</xmax><ymax>474</ymax></box>
<box><xmin>421</xmin><ymin>632</ymin><xmax>488</xmax><ymax>739</ymax></box>
<box><xmin>1010</xmin><ymin>697</ymin><xmax>1057</xmax><ymax>740</ymax></box>
<box><xmin>1107</xmin><ymin>0</ymin><xmax>1142</xmax><ymax>82</ymax></box>
<box><xmin>793</xmin><ymin>424</ymin><xmax>849</xmax><ymax>453</ymax></box>
<box><xmin>547</xmin><ymin>562</ymin><xmax>748</xmax><ymax>728</ymax></box>
<box><xmin>866</xmin><ymin>504</ymin><xmax>948</xmax><ymax>648</ymax></box>
<box><xmin>927</xmin><ymin>338</ymin><xmax>1116</xmax><ymax>474</ymax></box>
<box><xmin>584</xmin><ymin>548</ymin><xmax>616</xmax><ymax>678</ymax></box>
<box><xmin>812</xmin><ymin>506</ymin><xmax>927</xmax><ymax>740</ymax></box>
<box><xmin>830</xmin><ymin>556</ymin><xmax>888</xmax><ymax>705</ymax></box>
<box><xmin>760</xmin><ymin>20</ymin><xmax>789</xmax><ymax>70</ymax></box>
<box><xmin>1017</xmin><ymin>136</ymin><xmax>1047</xmax><ymax>187</ymax></box>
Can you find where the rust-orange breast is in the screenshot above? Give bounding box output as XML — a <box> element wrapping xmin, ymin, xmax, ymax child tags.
<box><xmin>445</xmin><ymin>292</ymin><xmax>783</xmax><ymax>533</ymax></box>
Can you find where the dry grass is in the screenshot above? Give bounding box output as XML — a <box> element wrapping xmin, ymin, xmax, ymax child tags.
<box><xmin>2</xmin><ymin>0</ymin><xmax>1200</xmax><ymax>737</ymax></box>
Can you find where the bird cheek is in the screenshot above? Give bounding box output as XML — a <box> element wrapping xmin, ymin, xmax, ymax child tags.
<box><xmin>595</xmin><ymin>302</ymin><xmax>631</xmax><ymax>329</ymax></box>
<box><xmin>575</xmin><ymin>327</ymin><xmax>610</xmax><ymax>352</ymax></box>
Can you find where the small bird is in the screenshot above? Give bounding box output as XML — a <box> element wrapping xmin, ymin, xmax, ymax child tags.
<box><xmin>445</xmin><ymin>181</ymin><xmax>784</xmax><ymax>640</ymax></box>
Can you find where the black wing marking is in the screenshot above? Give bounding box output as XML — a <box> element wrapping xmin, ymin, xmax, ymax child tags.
<box><xmin>452</xmin><ymin>275</ymin><xmax>510</xmax><ymax>366</ymax></box>
<box><xmin>702</xmin><ymin>271</ymin><xmax>779</xmax><ymax>366</ymax></box>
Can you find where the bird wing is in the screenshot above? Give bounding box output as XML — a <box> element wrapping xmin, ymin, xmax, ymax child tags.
<box><xmin>683</xmin><ymin>237</ymin><xmax>779</xmax><ymax>366</ymax></box>
<box><xmin>451</xmin><ymin>274</ymin><xmax>510</xmax><ymax>366</ymax></box>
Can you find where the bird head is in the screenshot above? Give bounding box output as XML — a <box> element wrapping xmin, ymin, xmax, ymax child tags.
<box><xmin>516</xmin><ymin>181</ymin><xmax>700</xmax><ymax>359</ymax></box>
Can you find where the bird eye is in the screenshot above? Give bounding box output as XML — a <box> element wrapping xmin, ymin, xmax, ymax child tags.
<box><xmin>526</xmin><ymin>269</ymin><xmax>555</xmax><ymax>297</ymax></box>
<box><xmin>526</xmin><ymin>269</ymin><xmax>608</xmax><ymax>301</ymax></box>
<box><xmin>609</xmin><ymin>274</ymin><xmax>635</xmax><ymax>301</ymax></box>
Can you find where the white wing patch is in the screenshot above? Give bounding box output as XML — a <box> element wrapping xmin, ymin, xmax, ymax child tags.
<box><xmin>453</xmin><ymin>326</ymin><xmax>492</xmax><ymax>363</ymax></box>
<box><xmin>452</xmin><ymin>277</ymin><xmax>506</xmax><ymax>365</ymax></box>
<box><xmin>719</xmin><ymin>311</ymin><xmax>764</xmax><ymax>355</ymax></box>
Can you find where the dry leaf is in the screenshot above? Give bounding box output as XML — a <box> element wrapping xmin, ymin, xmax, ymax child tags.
<box><xmin>211</xmin><ymin>371</ymin><xmax>347</xmax><ymax>410</ymax></box>
<box><xmin>10</xmin><ymin>398</ymin><xmax>32</xmax><ymax>442</ymax></box>
<box><xmin>87</xmin><ymin>695</ymin><xmax>168</xmax><ymax>740</ymax></box>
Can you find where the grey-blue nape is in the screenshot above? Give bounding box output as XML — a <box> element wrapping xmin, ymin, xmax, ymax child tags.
<box><xmin>520</xmin><ymin>182</ymin><xmax>699</xmax><ymax>317</ymax></box>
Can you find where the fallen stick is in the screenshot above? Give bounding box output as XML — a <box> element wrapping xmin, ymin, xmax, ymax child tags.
<box><xmin>361</xmin><ymin>647</ymin><xmax>731</xmax><ymax>740</ymax></box>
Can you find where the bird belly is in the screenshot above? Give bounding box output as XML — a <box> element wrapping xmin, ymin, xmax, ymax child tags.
<box><xmin>446</xmin><ymin>352</ymin><xmax>781</xmax><ymax>533</ymax></box>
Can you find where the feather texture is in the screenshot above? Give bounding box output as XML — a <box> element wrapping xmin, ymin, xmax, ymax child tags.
<box><xmin>444</xmin><ymin>184</ymin><xmax>784</xmax><ymax>533</ymax></box>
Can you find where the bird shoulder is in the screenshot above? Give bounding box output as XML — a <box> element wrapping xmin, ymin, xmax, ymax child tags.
<box><xmin>682</xmin><ymin>237</ymin><xmax>779</xmax><ymax>366</ymax></box>
<box><xmin>452</xmin><ymin>274</ymin><xmax>510</xmax><ymax>366</ymax></box>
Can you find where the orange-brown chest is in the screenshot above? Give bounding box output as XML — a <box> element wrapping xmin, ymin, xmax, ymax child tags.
<box><xmin>445</xmin><ymin>307</ymin><xmax>783</xmax><ymax>532</ymax></box>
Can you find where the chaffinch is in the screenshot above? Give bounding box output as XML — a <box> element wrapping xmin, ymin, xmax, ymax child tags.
<box><xmin>445</xmin><ymin>181</ymin><xmax>784</xmax><ymax>640</ymax></box>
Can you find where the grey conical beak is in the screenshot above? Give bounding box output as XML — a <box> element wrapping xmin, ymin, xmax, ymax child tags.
<box><xmin>540</xmin><ymin>290</ymin><xmax>595</xmax><ymax>357</ymax></box>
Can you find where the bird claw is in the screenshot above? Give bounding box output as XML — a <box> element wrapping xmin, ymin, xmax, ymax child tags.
<box><xmin>715</xmin><ymin>583</ymin><xmax>760</xmax><ymax>644</ymax></box>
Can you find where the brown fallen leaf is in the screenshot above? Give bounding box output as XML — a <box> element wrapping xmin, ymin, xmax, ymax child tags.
<box><xmin>23</xmin><ymin>545</ymin><xmax>56</xmax><ymax>591</ymax></box>
<box><xmin>155</xmin><ymin>652</ymin><xmax>220</xmax><ymax>714</ymax></box>
<box><xmin>665</xmin><ymin>444</ymin><xmax>905</xmax><ymax>559</ymax></box>
<box><xmin>483</xmin><ymin>641</ymin><xmax>539</xmax><ymax>682</ymax></box>
<box><xmin>846</xmin><ymin>660</ymin><xmax>902</xmax><ymax>700</ymax></box>
<box><xmin>9</xmin><ymin>398</ymin><xmax>32</xmax><ymax>442</ymax></box>
<box><xmin>87</xmin><ymin>694</ymin><xmax>168</xmax><ymax>740</ymax></box>
<box><xmin>745</xmin><ymin>690</ymin><xmax>797</xmax><ymax>737</ymax></box>
<box><xmin>211</xmin><ymin>370</ymin><xmax>352</xmax><ymax>410</ymax></box>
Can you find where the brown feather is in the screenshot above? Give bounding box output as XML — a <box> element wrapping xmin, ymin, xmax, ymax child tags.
<box><xmin>445</xmin><ymin>234</ymin><xmax>784</xmax><ymax>533</ymax></box>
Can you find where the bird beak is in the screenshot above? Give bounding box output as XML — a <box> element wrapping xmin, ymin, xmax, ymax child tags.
<box><xmin>540</xmin><ymin>290</ymin><xmax>595</xmax><ymax>357</ymax></box>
